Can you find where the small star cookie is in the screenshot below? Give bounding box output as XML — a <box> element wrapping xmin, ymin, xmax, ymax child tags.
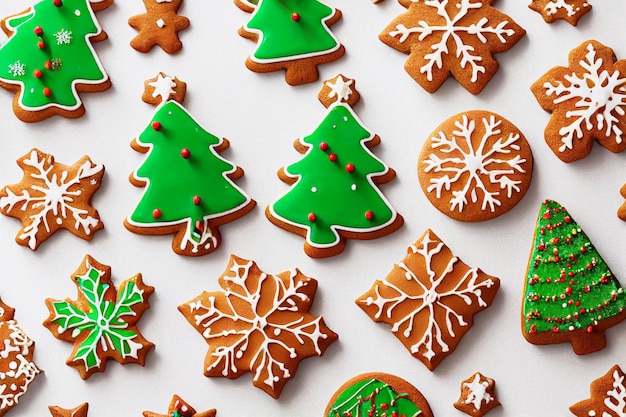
<box><xmin>529</xmin><ymin>0</ymin><xmax>591</xmax><ymax>26</ymax></box>
<box><xmin>142</xmin><ymin>72</ymin><xmax>187</xmax><ymax>105</ymax></box>
<box><xmin>49</xmin><ymin>403</ymin><xmax>89</xmax><ymax>417</ymax></box>
<box><xmin>454</xmin><ymin>372</ymin><xmax>501</xmax><ymax>417</ymax></box>
<box><xmin>129</xmin><ymin>0</ymin><xmax>190</xmax><ymax>54</ymax></box>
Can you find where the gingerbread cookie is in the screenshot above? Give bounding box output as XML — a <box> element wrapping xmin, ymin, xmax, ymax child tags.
<box><xmin>454</xmin><ymin>372</ymin><xmax>500</xmax><ymax>417</ymax></box>
<box><xmin>522</xmin><ymin>200</ymin><xmax>626</xmax><ymax>354</ymax></box>
<box><xmin>529</xmin><ymin>0</ymin><xmax>591</xmax><ymax>25</ymax></box>
<box><xmin>0</xmin><ymin>0</ymin><xmax>112</xmax><ymax>122</ymax></box>
<box><xmin>178</xmin><ymin>255</ymin><xmax>337</xmax><ymax>398</ymax></box>
<box><xmin>49</xmin><ymin>403</ymin><xmax>89</xmax><ymax>417</ymax></box>
<box><xmin>235</xmin><ymin>0</ymin><xmax>345</xmax><ymax>86</ymax></box>
<box><xmin>266</xmin><ymin>74</ymin><xmax>403</xmax><ymax>258</ymax></box>
<box><xmin>0</xmin><ymin>149</ymin><xmax>104</xmax><ymax>251</ymax></box>
<box><xmin>141</xmin><ymin>72</ymin><xmax>186</xmax><ymax>105</ymax></box>
<box><xmin>143</xmin><ymin>395</ymin><xmax>216</xmax><ymax>417</ymax></box>
<box><xmin>379</xmin><ymin>0</ymin><xmax>525</xmax><ymax>94</ymax></box>
<box><xmin>570</xmin><ymin>365</ymin><xmax>626</xmax><ymax>417</ymax></box>
<box><xmin>325</xmin><ymin>373</ymin><xmax>434</xmax><ymax>417</ymax></box>
<box><xmin>531</xmin><ymin>40</ymin><xmax>626</xmax><ymax>163</ymax></box>
<box><xmin>128</xmin><ymin>0</ymin><xmax>190</xmax><ymax>54</ymax></box>
<box><xmin>43</xmin><ymin>255</ymin><xmax>154</xmax><ymax>379</ymax></box>
<box><xmin>618</xmin><ymin>183</ymin><xmax>626</xmax><ymax>221</ymax></box>
<box><xmin>0</xmin><ymin>298</ymin><xmax>41</xmax><ymax>417</ymax></box>
<box><xmin>418</xmin><ymin>111</ymin><xmax>533</xmax><ymax>222</ymax></box>
<box><xmin>125</xmin><ymin>76</ymin><xmax>255</xmax><ymax>256</ymax></box>
<box><xmin>356</xmin><ymin>229</ymin><xmax>500</xmax><ymax>371</ymax></box>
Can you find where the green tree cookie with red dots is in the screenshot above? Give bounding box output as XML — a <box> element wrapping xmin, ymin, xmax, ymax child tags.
<box><xmin>522</xmin><ymin>199</ymin><xmax>626</xmax><ymax>354</ymax></box>
<box><xmin>266</xmin><ymin>74</ymin><xmax>403</xmax><ymax>258</ymax></box>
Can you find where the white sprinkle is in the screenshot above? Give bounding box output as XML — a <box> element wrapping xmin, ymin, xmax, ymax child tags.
<box><xmin>156</xmin><ymin>18</ymin><xmax>166</xmax><ymax>28</ymax></box>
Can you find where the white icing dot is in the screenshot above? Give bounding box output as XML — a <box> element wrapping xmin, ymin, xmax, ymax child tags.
<box><xmin>75</xmin><ymin>9</ymin><xmax>81</xmax><ymax>16</ymax></box>
<box><xmin>168</xmin><ymin>111</ymin><xmax>172</xmax><ymax>115</ymax></box>
<box><xmin>56</xmin><ymin>218</ymin><xmax>63</xmax><ymax>225</ymax></box>
<box><xmin>274</xmin><ymin>328</ymin><xmax>281</xmax><ymax>336</ymax></box>
<box><xmin>8</xmin><ymin>361</ymin><xmax>16</xmax><ymax>370</ymax></box>
<box><xmin>181</xmin><ymin>406</ymin><xmax>188</xmax><ymax>412</ymax></box>
<box><xmin>156</xmin><ymin>18</ymin><xmax>166</xmax><ymax>28</ymax></box>
<box><xmin>562</xmin><ymin>302</ymin><xmax>567</xmax><ymax>308</ymax></box>
<box><xmin>311</xmin><ymin>187</ymin><xmax>317</xmax><ymax>193</ymax></box>
<box><xmin>30</xmin><ymin>88</ymin><xmax>35</xmax><ymax>93</ymax></box>
<box><xmin>351</xmin><ymin>184</ymin><xmax>357</xmax><ymax>191</ymax></box>
<box><xmin>588</xmin><ymin>411</ymin><xmax>596</xmax><ymax>417</ymax></box>
<box><xmin>273</xmin><ymin>376</ymin><xmax>280</xmax><ymax>382</ymax></box>
<box><xmin>569</xmin><ymin>325</ymin><xmax>574</xmax><ymax>331</ymax></box>
<box><xmin>235</xmin><ymin>350</ymin><xmax>243</xmax><ymax>359</ymax></box>
<box><xmin>9</xmin><ymin>383</ymin><xmax>16</xmax><ymax>391</ymax></box>
<box><xmin>332</xmin><ymin>125</ymin><xmax>337</xmax><ymax>129</ymax></box>
<box><xmin>343</xmin><ymin>116</ymin><xmax>348</xmax><ymax>122</ymax></box>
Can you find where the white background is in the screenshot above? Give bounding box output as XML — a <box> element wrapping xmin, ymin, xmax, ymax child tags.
<box><xmin>0</xmin><ymin>0</ymin><xmax>626</xmax><ymax>416</ymax></box>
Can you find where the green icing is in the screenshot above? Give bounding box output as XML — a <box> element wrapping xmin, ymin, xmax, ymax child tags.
<box><xmin>327</xmin><ymin>379</ymin><xmax>422</xmax><ymax>417</ymax></box>
<box><xmin>51</xmin><ymin>266</ymin><xmax>145</xmax><ymax>371</ymax></box>
<box><xmin>270</xmin><ymin>103</ymin><xmax>396</xmax><ymax>247</ymax></box>
<box><xmin>0</xmin><ymin>0</ymin><xmax>107</xmax><ymax>110</ymax></box>
<box><xmin>246</xmin><ymin>0</ymin><xmax>339</xmax><ymax>61</ymax></box>
<box><xmin>523</xmin><ymin>200</ymin><xmax>626</xmax><ymax>335</ymax></box>
<box><xmin>129</xmin><ymin>101</ymin><xmax>250</xmax><ymax>243</ymax></box>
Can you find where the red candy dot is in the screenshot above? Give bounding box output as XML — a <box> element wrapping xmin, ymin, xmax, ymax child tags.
<box><xmin>328</xmin><ymin>153</ymin><xmax>337</xmax><ymax>162</ymax></box>
<box><xmin>587</xmin><ymin>325</ymin><xmax>595</xmax><ymax>333</ymax></box>
<box><xmin>151</xmin><ymin>121</ymin><xmax>162</xmax><ymax>131</ymax></box>
<box><xmin>44</xmin><ymin>60</ymin><xmax>52</xmax><ymax>70</ymax></box>
<box><xmin>193</xmin><ymin>196</ymin><xmax>202</xmax><ymax>205</ymax></box>
<box><xmin>181</xmin><ymin>148</ymin><xmax>191</xmax><ymax>159</ymax></box>
<box><xmin>37</xmin><ymin>41</ymin><xmax>45</xmax><ymax>49</ymax></box>
<box><xmin>53</xmin><ymin>0</ymin><xmax>62</xmax><ymax>6</ymax></box>
<box><xmin>345</xmin><ymin>163</ymin><xmax>355</xmax><ymax>173</ymax></box>
<box><xmin>195</xmin><ymin>220</ymin><xmax>204</xmax><ymax>233</ymax></box>
<box><xmin>308</xmin><ymin>213</ymin><xmax>316</xmax><ymax>222</ymax></box>
<box><xmin>34</xmin><ymin>26</ymin><xmax>43</xmax><ymax>36</ymax></box>
<box><xmin>365</xmin><ymin>210</ymin><xmax>374</xmax><ymax>220</ymax></box>
<box><xmin>152</xmin><ymin>208</ymin><xmax>162</xmax><ymax>219</ymax></box>
<box><xmin>319</xmin><ymin>142</ymin><xmax>328</xmax><ymax>151</ymax></box>
<box><xmin>291</xmin><ymin>12</ymin><xmax>300</xmax><ymax>22</ymax></box>
<box><xmin>33</xmin><ymin>69</ymin><xmax>42</xmax><ymax>79</ymax></box>
<box><xmin>43</xmin><ymin>87</ymin><xmax>51</xmax><ymax>97</ymax></box>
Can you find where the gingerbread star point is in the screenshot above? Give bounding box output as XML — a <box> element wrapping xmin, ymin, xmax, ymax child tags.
<box><xmin>49</xmin><ymin>403</ymin><xmax>89</xmax><ymax>417</ymax></box>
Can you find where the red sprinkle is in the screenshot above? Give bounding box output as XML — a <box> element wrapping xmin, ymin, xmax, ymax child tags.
<box><xmin>319</xmin><ymin>142</ymin><xmax>328</xmax><ymax>151</ymax></box>
<box><xmin>152</xmin><ymin>208</ymin><xmax>162</xmax><ymax>219</ymax></box>
<box><xmin>345</xmin><ymin>163</ymin><xmax>355</xmax><ymax>173</ymax></box>
<box><xmin>37</xmin><ymin>41</ymin><xmax>45</xmax><ymax>50</ymax></box>
<box><xmin>34</xmin><ymin>26</ymin><xmax>43</xmax><ymax>36</ymax></box>
<box><xmin>33</xmin><ymin>69</ymin><xmax>42</xmax><ymax>79</ymax></box>
<box><xmin>329</xmin><ymin>153</ymin><xmax>337</xmax><ymax>162</ymax></box>
<box><xmin>308</xmin><ymin>213</ymin><xmax>316</xmax><ymax>222</ymax></box>
<box><xmin>43</xmin><ymin>87</ymin><xmax>51</xmax><ymax>97</ymax></box>
<box><xmin>587</xmin><ymin>325</ymin><xmax>595</xmax><ymax>333</ymax></box>
<box><xmin>44</xmin><ymin>60</ymin><xmax>52</xmax><ymax>70</ymax></box>
<box><xmin>181</xmin><ymin>148</ymin><xmax>191</xmax><ymax>159</ymax></box>
<box><xmin>365</xmin><ymin>210</ymin><xmax>374</xmax><ymax>220</ymax></box>
<box><xmin>193</xmin><ymin>196</ymin><xmax>201</xmax><ymax>205</ymax></box>
<box><xmin>151</xmin><ymin>121</ymin><xmax>162</xmax><ymax>131</ymax></box>
<box><xmin>195</xmin><ymin>220</ymin><xmax>204</xmax><ymax>233</ymax></box>
<box><xmin>53</xmin><ymin>0</ymin><xmax>62</xmax><ymax>6</ymax></box>
<box><xmin>291</xmin><ymin>12</ymin><xmax>300</xmax><ymax>22</ymax></box>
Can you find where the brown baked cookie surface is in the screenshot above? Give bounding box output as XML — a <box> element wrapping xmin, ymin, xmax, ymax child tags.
<box><xmin>418</xmin><ymin>110</ymin><xmax>533</xmax><ymax>222</ymax></box>
<box><xmin>454</xmin><ymin>372</ymin><xmax>501</xmax><ymax>417</ymax></box>
<box><xmin>129</xmin><ymin>0</ymin><xmax>190</xmax><ymax>54</ymax></box>
<box><xmin>570</xmin><ymin>365</ymin><xmax>626</xmax><ymax>417</ymax></box>
<box><xmin>529</xmin><ymin>0</ymin><xmax>591</xmax><ymax>25</ymax></box>
<box><xmin>143</xmin><ymin>395</ymin><xmax>216</xmax><ymax>417</ymax></box>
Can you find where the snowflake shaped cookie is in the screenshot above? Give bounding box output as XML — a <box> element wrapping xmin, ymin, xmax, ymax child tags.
<box><xmin>570</xmin><ymin>365</ymin><xmax>626</xmax><ymax>417</ymax></box>
<box><xmin>178</xmin><ymin>255</ymin><xmax>337</xmax><ymax>398</ymax></box>
<box><xmin>529</xmin><ymin>0</ymin><xmax>591</xmax><ymax>25</ymax></box>
<box><xmin>356</xmin><ymin>229</ymin><xmax>500</xmax><ymax>371</ymax></box>
<box><xmin>43</xmin><ymin>255</ymin><xmax>154</xmax><ymax>379</ymax></box>
<box><xmin>0</xmin><ymin>149</ymin><xmax>104</xmax><ymax>250</ymax></box>
<box><xmin>454</xmin><ymin>372</ymin><xmax>500</xmax><ymax>417</ymax></box>
<box><xmin>380</xmin><ymin>0</ymin><xmax>526</xmax><ymax>94</ymax></box>
<box><xmin>532</xmin><ymin>40</ymin><xmax>626</xmax><ymax>162</ymax></box>
<box><xmin>418</xmin><ymin>111</ymin><xmax>533</xmax><ymax>222</ymax></box>
<box><xmin>0</xmin><ymin>299</ymin><xmax>41</xmax><ymax>417</ymax></box>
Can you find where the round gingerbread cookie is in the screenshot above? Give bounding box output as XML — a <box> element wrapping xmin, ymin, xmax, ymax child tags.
<box><xmin>418</xmin><ymin>110</ymin><xmax>533</xmax><ymax>222</ymax></box>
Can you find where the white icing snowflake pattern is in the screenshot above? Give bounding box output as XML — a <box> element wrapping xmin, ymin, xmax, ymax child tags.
<box><xmin>8</xmin><ymin>61</ymin><xmax>25</xmax><ymax>77</ymax></box>
<box><xmin>543</xmin><ymin>43</ymin><xmax>626</xmax><ymax>152</ymax></box>
<box><xmin>148</xmin><ymin>73</ymin><xmax>177</xmax><ymax>103</ymax></box>
<box><xmin>181</xmin><ymin>256</ymin><xmax>337</xmax><ymax>397</ymax></box>
<box><xmin>545</xmin><ymin>0</ymin><xmax>581</xmax><ymax>17</ymax></box>
<box><xmin>388</xmin><ymin>0</ymin><xmax>519</xmax><ymax>84</ymax></box>
<box><xmin>604</xmin><ymin>369</ymin><xmax>626</xmax><ymax>417</ymax></box>
<box><xmin>54</xmin><ymin>29</ymin><xmax>73</xmax><ymax>45</ymax></box>
<box><xmin>357</xmin><ymin>230</ymin><xmax>499</xmax><ymax>369</ymax></box>
<box><xmin>326</xmin><ymin>76</ymin><xmax>353</xmax><ymax>103</ymax></box>
<box><xmin>464</xmin><ymin>373</ymin><xmax>494</xmax><ymax>410</ymax></box>
<box><xmin>422</xmin><ymin>113</ymin><xmax>527</xmax><ymax>214</ymax></box>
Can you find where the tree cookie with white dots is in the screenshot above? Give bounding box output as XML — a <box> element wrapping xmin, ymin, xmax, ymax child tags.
<box><xmin>418</xmin><ymin>110</ymin><xmax>533</xmax><ymax>222</ymax></box>
<box><xmin>266</xmin><ymin>74</ymin><xmax>403</xmax><ymax>258</ymax></box>
<box><xmin>125</xmin><ymin>75</ymin><xmax>255</xmax><ymax>256</ymax></box>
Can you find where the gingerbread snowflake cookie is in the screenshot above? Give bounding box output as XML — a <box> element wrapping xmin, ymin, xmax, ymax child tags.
<box><xmin>356</xmin><ymin>229</ymin><xmax>500</xmax><ymax>371</ymax></box>
<box><xmin>143</xmin><ymin>395</ymin><xmax>216</xmax><ymax>417</ymax></box>
<box><xmin>325</xmin><ymin>373</ymin><xmax>434</xmax><ymax>417</ymax></box>
<box><xmin>49</xmin><ymin>403</ymin><xmax>89</xmax><ymax>417</ymax></box>
<box><xmin>418</xmin><ymin>111</ymin><xmax>533</xmax><ymax>222</ymax></box>
<box><xmin>0</xmin><ymin>0</ymin><xmax>112</xmax><ymax>122</ymax></box>
<box><xmin>570</xmin><ymin>365</ymin><xmax>626</xmax><ymax>417</ymax></box>
<box><xmin>178</xmin><ymin>255</ymin><xmax>337</xmax><ymax>398</ymax></box>
<box><xmin>0</xmin><ymin>299</ymin><xmax>41</xmax><ymax>417</ymax></box>
<box><xmin>529</xmin><ymin>0</ymin><xmax>591</xmax><ymax>25</ymax></box>
<box><xmin>129</xmin><ymin>0</ymin><xmax>189</xmax><ymax>54</ymax></box>
<box><xmin>379</xmin><ymin>0</ymin><xmax>526</xmax><ymax>94</ymax></box>
<box><xmin>454</xmin><ymin>372</ymin><xmax>500</xmax><ymax>417</ymax></box>
<box><xmin>0</xmin><ymin>149</ymin><xmax>104</xmax><ymax>250</ymax></box>
<box><xmin>43</xmin><ymin>255</ymin><xmax>154</xmax><ymax>379</ymax></box>
<box><xmin>235</xmin><ymin>0</ymin><xmax>345</xmax><ymax>86</ymax></box>
<box><xmin>531</xmin><ymin>40</ymin><xmax>626</xmax><ymax>163</ymax></box>
<box><xmin>523</xmin><ymin>200</ymin><xmax>626</xmax><ymax>354</ymax></box>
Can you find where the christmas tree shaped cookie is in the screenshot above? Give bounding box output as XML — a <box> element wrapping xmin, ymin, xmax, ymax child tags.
<box><xmin>0</xmin><ymin>0</ymin><xmax>112</xmax><ymax>122</ymax></box>
<box><xmin>379</xmin><ymin>0</ymin><xmax>526</xmax><ymax>94</ymax></box>
<box><xmin>178</xmin><ymin>255</ymin><xmax>337</xmax><ymax>398</ymax></box>
<box><xmin>522</xmin><ymin>200</ymin><xmax>626</xmax><ymax>354</ymax></box>
<box><xmin>266</xmin><ymin>74</ymin><xmax>403</xmax><ymax>258</ymax></box>
<box><xmin>143</xmin><ymin>395</ymin><xmax>216</xmax><ymax>417</ymax></box>
<box><xmin>43</xmin><ymin>255</ymin><xmax>154</xmax><ymax>379</ymax></box>
<box><xmin>0</xmin><ymin>298</ymin><xmax>41</xmax><ymax>417</ymax></box>
<box><xmin>235</xmin><ymin>0</ymin><xmax>345</xmax><ymax>86</ymax></box>
<box><xmin>324</xmin><ymin>373</ymin><xmax>434</xmax><ymax>417</ymax></box>
<box><xmin>124</xmin><ymin>74</ymin><xmax>256</xmax><ymax>256</ymax></box>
